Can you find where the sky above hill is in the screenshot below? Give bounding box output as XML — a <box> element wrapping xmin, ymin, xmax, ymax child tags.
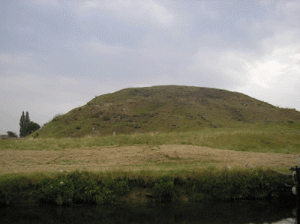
<box><xmin>1</xmin><ymin>0</ymin><xmax>300</xmax><ymax>135</ymax></box>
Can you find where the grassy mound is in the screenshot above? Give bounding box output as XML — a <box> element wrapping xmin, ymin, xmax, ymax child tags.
<box><xmin>33</xmin><ymin>85</ymin><xmax>300</xmax><ymax>138</ymax></box>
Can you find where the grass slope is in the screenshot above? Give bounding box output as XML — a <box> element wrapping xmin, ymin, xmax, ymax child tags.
<box><xmin>34</xmin><ymin>85</ymin><xmax>300</xmax><ymax>138</ymax></box>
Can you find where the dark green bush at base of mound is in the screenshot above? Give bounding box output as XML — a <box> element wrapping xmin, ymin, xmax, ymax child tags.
<box><xmin>37</xmin><ymin>171</ymin><xmax>129</xmax><ymax>205</ymax></box>
<box><xmin>152</xmin><ymin>176</ymin><xmax>178</xmax><ymax>203</ymax></box>
<box><xmin>182</xmin><ymin>169</ymin><xmax>294</xmax><ymax>205</ymax></box>
<box><xmin>0</xmin><ymin>176</ymin><xmax>33</xmax><ymax>205</ymax></box>
<box><xmin>0</xmin><ymin>169</ymin><xmax>295</xmax><ymax>206</ymax></box>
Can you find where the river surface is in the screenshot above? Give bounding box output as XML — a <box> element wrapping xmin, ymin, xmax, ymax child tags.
<box><xmin>0</xmin><ymin>201</ymin><xmax>296</xmax><ymax>224</ymax></box>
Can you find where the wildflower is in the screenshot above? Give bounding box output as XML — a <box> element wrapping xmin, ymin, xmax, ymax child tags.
<box><xmin>60</xmin><ymin>181</ymin><xmax>64</xmax><ymax>185</ymax></box>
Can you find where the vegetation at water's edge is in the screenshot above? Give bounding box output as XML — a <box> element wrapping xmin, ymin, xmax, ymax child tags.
<box><xmin>0</xmin><ymin>168</ymin><xmax>295</xmax><ymax>206</ymax></box>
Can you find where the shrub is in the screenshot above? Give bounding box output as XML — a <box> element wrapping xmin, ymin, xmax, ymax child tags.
<box><xmin>37</xmin><ymin>171</ymin><xmax>129</xmax><ymax>205</ymax></box>
<box><xmin>152</xmin><ymin>176</ymin><xmax>176</xmax><ymax>202</ymax></box>
<box><xmin>0</xmin><ymin>176</ymin><xmax>30</xmax><ymax>205</ymax></box>
<box><xmin>38</xmin><ymin>175</ymin><xmax>74</xmax><ymax>205</ymax></box>
<box><xmin>6</xmin><ymin>131</ymin><xmax>18</xmax><ymax>138</ymax></box>
<box><xmin>184</xmin><ymin>169</ymin><xmax>291</xmax><ymax>202</ymax></box>
<box><xmin>68</xmin><ymin>171</ymin><xmax>100</xmax><ymax>203</ymax></box>
<box><xmin>95</xmin><ymin>178</ymin><xmax>129</xmax><ymax>204</ymax></box>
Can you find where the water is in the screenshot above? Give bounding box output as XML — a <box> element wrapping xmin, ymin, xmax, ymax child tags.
<box><xmin>0</xmin><ymin>201</ymin><xmax>296</xmax><ymax>224</ymax></box>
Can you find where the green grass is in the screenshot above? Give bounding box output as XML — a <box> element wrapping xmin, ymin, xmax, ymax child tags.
<box><xmin>1</xmin><ymin>123</ymin><xmax>299</xmax><ymax>154</ymax></box>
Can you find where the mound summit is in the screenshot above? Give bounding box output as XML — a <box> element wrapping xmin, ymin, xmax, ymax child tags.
<box><xmin>36</xmin><ymin>85</ymin><xmax>300</xmax><ymax>138</ymax></box>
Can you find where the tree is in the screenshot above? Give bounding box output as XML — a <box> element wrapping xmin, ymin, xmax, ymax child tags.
<box><xmin>7</xmin><ymin>131</ymin><xmax>18</xmax><ymax>138</ymax></box>
<box><xmin>19</xmin><ymin>111</ymin><xmax>28</xmax><ymax>137</ymax></box>
<box><xmin>28</xmin><ymin>122</ymin><xmax>40</xmax><ymax>135</ymax></box>
<box><xmin>19</xmin><ymin>111</ymin><xmax>38</xmax><ymax>137</ymax></box>
<box><xmin>25</xmin><ymin>111</ymin><xmax>30</xmax><ymax>131</ymax></box>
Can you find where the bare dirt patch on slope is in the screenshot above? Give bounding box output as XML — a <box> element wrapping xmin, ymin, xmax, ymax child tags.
<box><xmin>0</xmin><ymin>145</ymin><xmax>298</xmax><ymax>174</ymax></box>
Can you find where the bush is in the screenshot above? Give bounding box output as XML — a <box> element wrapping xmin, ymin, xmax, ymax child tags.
<box><xmin>0</xmin><ymin>176</ymin><xmax>31</xmax><ymax>205</ymax></box>
<box><xmin>37</xmin><ymin>171</ymin><xmax>129</xmax><ymax>205</ymax></box>
<box><xmin>152</xmin><ymin>176</ymin><xmax>176</xmax><ymax>202</ymax></box>
<box><xmin>183</xmin><ymin>169</ymin><xmax>291</xmax><ymax>202</ymax></box>
<box><xmin>38</xmin><ymin>175</ymin><xmax>74</xmax><ymax>205</ymax></box>
<box><xmin>0</xmin><ymin>169</ymin><xmax>292</xmax><ymax>205</ymax></box>
<box><xmin>95</xmin><ymin>178</ymin><xmax>129</xmax><ymax>204</ymax></box>
<box><xmin>6</xmin><ymin>131</ymin><xmax>18</xmax><ymax>138</ymax></box>
<box><xmin>68</xmin><ymin>171</ymin><xmax>100</xmax><ymax>203</ymax></box>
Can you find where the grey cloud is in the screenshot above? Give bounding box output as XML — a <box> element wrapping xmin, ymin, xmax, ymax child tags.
<box><xmin>1</xmin><ymin>0</ymin><xmax>300</xmax><ymax>134</ymax></box>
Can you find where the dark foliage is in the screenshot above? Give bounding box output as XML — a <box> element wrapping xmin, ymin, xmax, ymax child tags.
<box><xmin>19</xmin><ymin>111</ymin><xmax>40</xmax><ymax>137</ymax></box>
<box><xmin>6</xmin><ymin>131</ymin><xmax>18</xmax><ymax>138</ymax></box>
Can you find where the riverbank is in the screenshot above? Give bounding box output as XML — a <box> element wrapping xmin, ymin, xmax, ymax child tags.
<box><xmin>0</xmin><ymin>168</ymin><xmax>295</xmax><ymax>206</ymax></box>
<box><xmin>1</xmin><ymin>126</ymin><xmax>299</xmax><ymax>206</ymax></box>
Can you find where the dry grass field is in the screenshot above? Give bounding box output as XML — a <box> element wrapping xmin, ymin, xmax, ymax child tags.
<box><xmin>0</xmin><ymin>144</ymin><xmax>298</xmax><ymax>174</ymax></box>
<box><xmin>1</xmin><ymin>124</ymin><xmax>299</xmax><ymax>176</ymax></box>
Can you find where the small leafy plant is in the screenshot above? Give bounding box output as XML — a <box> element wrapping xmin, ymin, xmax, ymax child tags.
<box><xmin>152</xmin><ymin>176</ymin><xmax>176</xmax><ymax>202</ymax></box>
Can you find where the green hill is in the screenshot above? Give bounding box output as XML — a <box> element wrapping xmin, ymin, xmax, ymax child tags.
<box><xmin>35</xmin><ymin>85</ymin><xmax>300</xmax><ymax>138</ymax></box>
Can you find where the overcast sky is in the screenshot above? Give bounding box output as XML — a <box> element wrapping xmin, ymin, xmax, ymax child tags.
<box><xmin>1</xmin><ymin>0</ymin><xmax>299</xmax><ymax>135</ymax></box>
